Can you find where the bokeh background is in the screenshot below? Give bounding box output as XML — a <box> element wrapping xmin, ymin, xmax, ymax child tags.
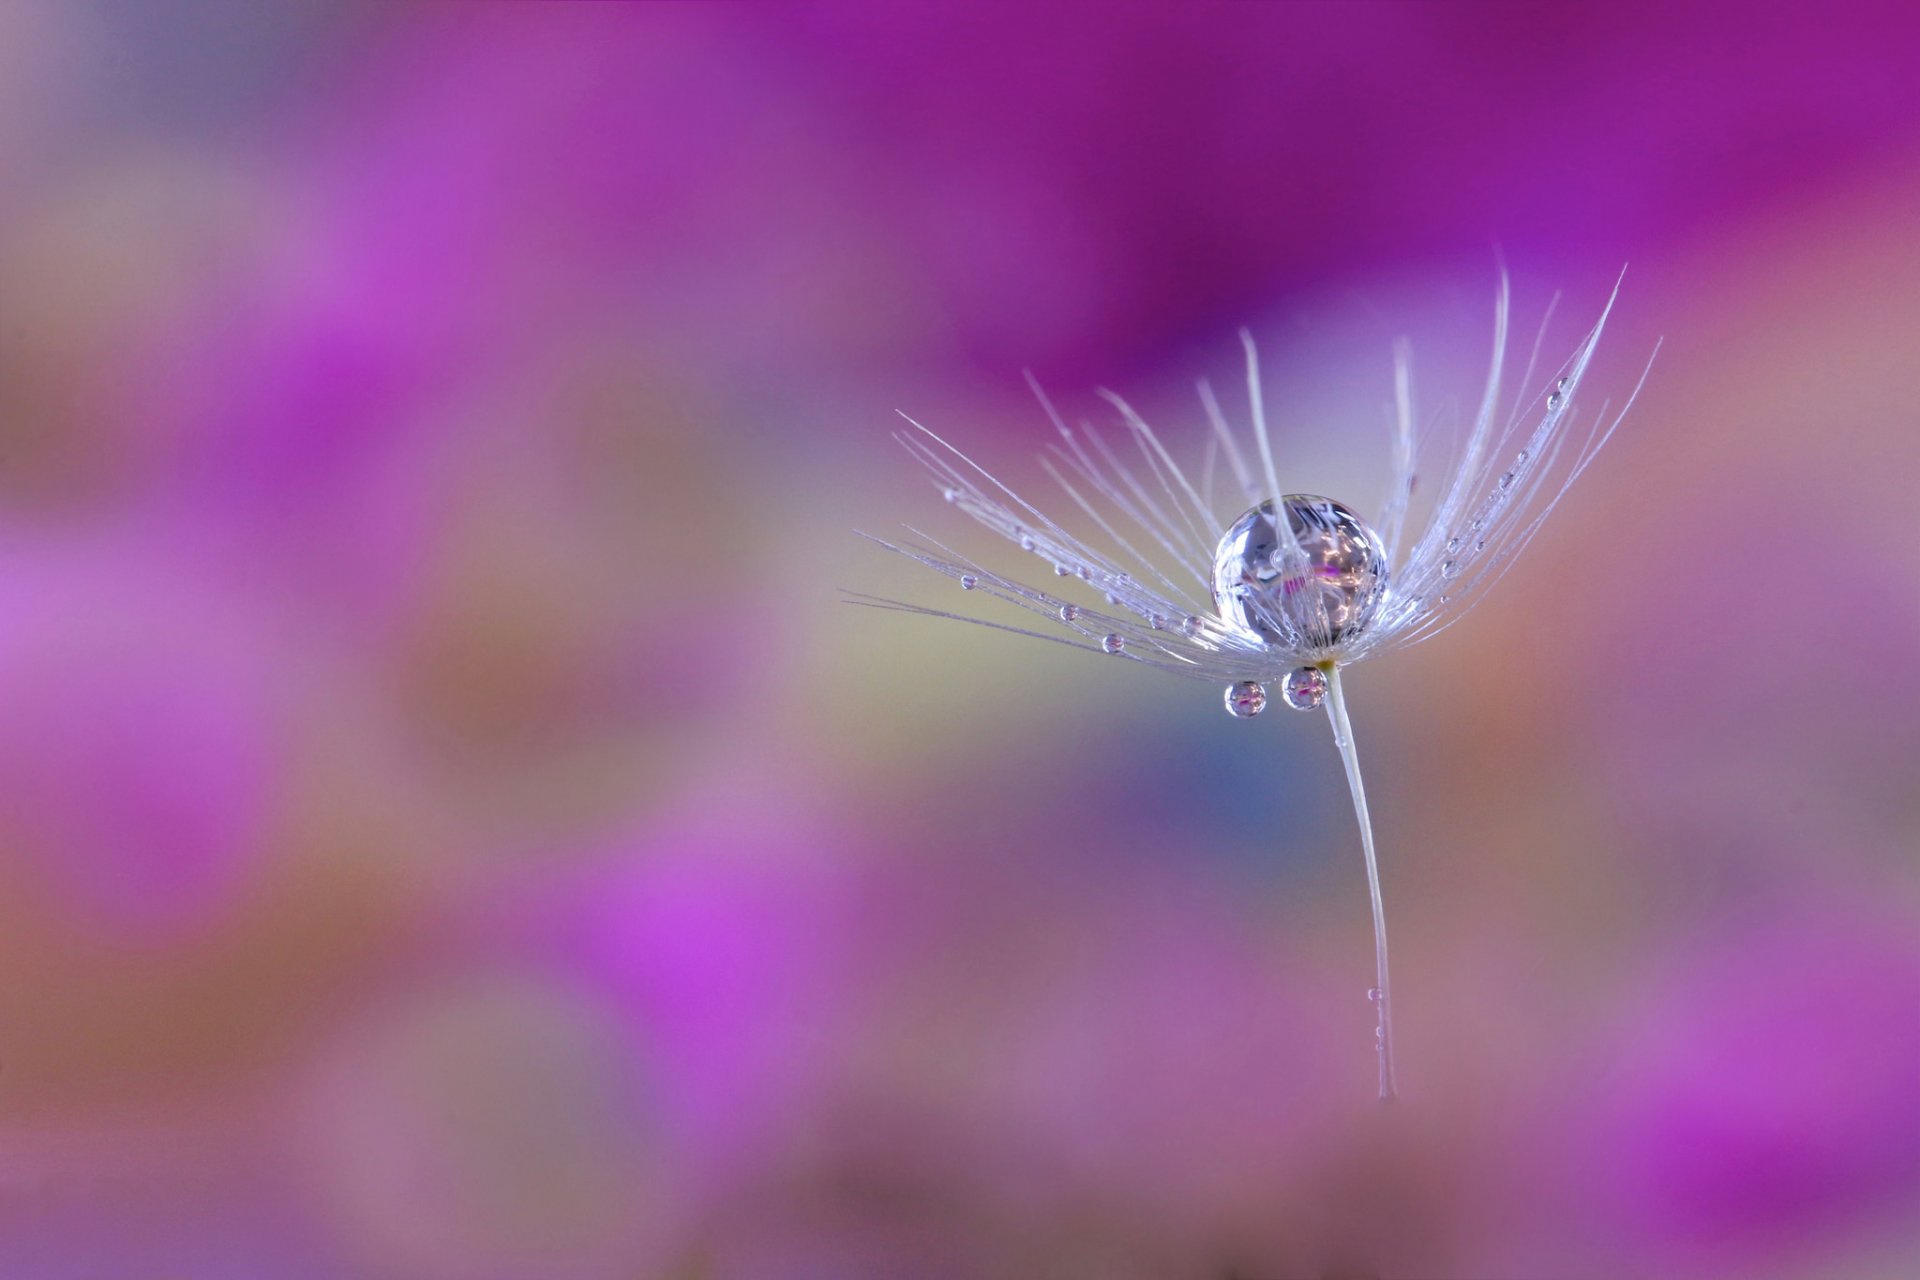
<box><xmin>0</xmin><ymin>3</ymin><xmax>1915</xmax><ymax>1277</ymax></box>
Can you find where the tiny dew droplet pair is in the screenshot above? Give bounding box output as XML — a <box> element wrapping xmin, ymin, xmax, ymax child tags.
<box><xmin>853</xmin><ymin>272</ymin><xmax>1656</xmax><ymax>1100</ymax></box>
<box><xmin>1225</xmin><ymin>666</ymin><xmax>1324</xmax><ymax>719</ymax></box>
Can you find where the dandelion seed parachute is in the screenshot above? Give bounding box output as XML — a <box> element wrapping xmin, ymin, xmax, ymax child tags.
<box><xmin>852</xmin><ymin>272</ymin><xmax>1655</xmax><ymax>1099</ymax></box>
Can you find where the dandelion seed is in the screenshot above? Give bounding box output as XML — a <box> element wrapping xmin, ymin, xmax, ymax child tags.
<box><xmin>853</xmin><ymin>271</ymin><xmax>1657</xmax><ymax>1099</ymax></box>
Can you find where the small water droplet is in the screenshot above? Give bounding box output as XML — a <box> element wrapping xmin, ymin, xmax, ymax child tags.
<box><xmin>1078</xmin><ymin>566</ymin><xmax>1095</xmax><ymax>581</ymax></box>
<box><xmin>1281</xmin><ymin>666</ymin><xmax>1328</xmax><ymax>711</ymax></box>
<box><xmin>959</xmin><ymin>574</ymin><xmax>978</xmax><ymax>590</ymax></box>
<box><xmin>1054</xmin><ymin>564</ymin><xmax>1072</xmax><ymax>576</ymax></box>
<box><xmin>1475</xmin><ymin>538</ymin><xmax>1486</xmax><ymax>552</ymax></box>
<box><xmin>1058</xmin><ymin>603</ymin><xmax>1080</xmax><ymax>622</ymax></box>
<box><xmin>1224</xmin><ymin>681</ymin><xmax>1267</xmax><ymax>718</ymax></box>
<box><xmin>1547</xmin><ymin>391</ymin><xmax>1563</xmax><ymax>410</ymax></box>
<box><xmin>1375</xmin><ymin>1026</ymin><xmax>1387</xmax><ymax>1041</ymax></box>
<box><xmin>1367</xmin><ymin>988</ymin><xmax>1382</xmax><ymax>1003</ymax></box>
<box><xmin>1148</xmin><ymin>614</ymin><xmax>1166</xmax><ymax>630</ymax></box>
<box><xmin>1515</xmin><ymin>448</ymin><xmax>1529</xmax><ymax>464</ymax></box>
<box><xmin>1441</xmin><ymin>559</ymin><xmax>1458</xmax><ymax>579</ymax></box>
<box><xmin>1179</xmin><ymin>615</ymin><xmax>1202</xmax><ymax>637</ymax></box>
<box><xmin>1555</xmin><ymin>376</ymin><xmax>1569</xmax><ymax>392</ymax></box>
<box><xmin>1498</xmin><ymin>470</ymin><xmax>1515</xmax><ymax>490</ymax></box>
<box><xmin>1445</xmin><ymin>536</ymin><xmax>1460</xmax><ymax>553</ymax></box>
<box><xmin>1019</xmin><ymin>534</ymin><xmax>1036</xmax><ymax>552</ymax></box>
<box><xmin>943</xmin><ymin>487</ymin><xmax>960</xmax><ymax>503</ymax></box>
<box><xmin>1438</xmin><ymin>593</ymin><xmax>1450</xmax><ymax>604</ymax></box>
<box><xmin>1101</xmin><ymin>634</ymin><xmax>1125</xmax><ymax>654</ymax></box>
<box><xmin>1106</xmin><ymin>593</ymin><xmax>1120</xmax><ymax>605</ymax></box>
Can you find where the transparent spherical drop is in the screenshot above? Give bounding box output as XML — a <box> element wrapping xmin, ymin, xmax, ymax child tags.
<box><xmin>1058</xmin><ymin>603</ymin><xmax>1080</xmax><ymax>622</ymax></box>
<box><xmin>959</xmin><ymin>574</ymin><xmax>978</xmax><ymax>590</ymax></box>
<box><xmin>1281</xmin><ymin>666</ymin><xmax>1328</xmax><ymax>711</ymax></box>
<box><xmin>1224</xmin><ymin>681</ymin><xmax>1266</xmax><ymax>718</ymax></box>
<box><xmin>1101</xmin><ymin>634</ymin><xmax>1125</xmax><ymax>654</ymax></box>
<box><xmin>1210</xmin><ymin>496</ymin><xmax>1388</xmax><ymax>650</ymax></box>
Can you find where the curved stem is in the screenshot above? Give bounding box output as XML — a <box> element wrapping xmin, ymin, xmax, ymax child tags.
<box><xmin>1323</xmin><ymin>664</ymin><xmax>1397</xmax><ymax>1101</ymax></box>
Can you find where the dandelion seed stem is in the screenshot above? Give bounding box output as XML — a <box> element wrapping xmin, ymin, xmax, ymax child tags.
<box><xmin>1324</xmin><ymin>664</ymin><xmax>1397</xmax><ymax>1101</ymax></box>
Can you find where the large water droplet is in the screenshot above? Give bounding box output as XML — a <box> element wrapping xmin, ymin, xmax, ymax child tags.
<box><xmin>1224</xmin><ymin>681</ymin><xmax>1267</xmax><ymax>718</ymax></box>
<box><xmin>1281</xmin><ymin>666</ymin><xmax>1328</xmax><ymax>711</ymax></box>
<box><xmin>1101</xmin><ymin>634</ymin><xmax>1125</xmax><ymax>654</ymax></box>
<box><xmin>1210</xmin><ymin>495</ymin><xmax>1388</xmax><ymax>650</ymax></box>
<box><xmin>1058</xmin><ymin>603</ymin><xmax>1080</xmax><ymax>622</ymax></box>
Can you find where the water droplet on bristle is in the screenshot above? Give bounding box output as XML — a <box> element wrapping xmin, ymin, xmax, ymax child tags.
<box><xmin>959</xmin><ymin>574</ymin><xmax>978</xmax><ymax>590</ymax></box>
<box><xmin>1148</xmin><ymin>615</ymin><xmax>1166</xmax><ymax>630</ymax></box>
<box><xmin>1547</xmin><ymin>391</ymin><xmax>1563</xmax><ymax>409</ymax></box>
<box><xmin>943</xmin><ymin>487</ymin><xmax>960</xmax><ymax>503</ymax></box>
<box><xmin>1555</xmin><ymin>376</ymin><xmax>1569</xmax><ymax>392</ymax></box>
<box><xmin>1498</xmin><ymin>471</ymin><xmax>1516</xmax><ymax>490</ymax></box>
<box><xmin>1441</xmin><ymin>559</ymin><xmax>1459</xmax><ymax>579</ymax></box>
<box><xmin>1019</xmin><ymin>534</ymin><xmax>1036</xmax><ymax>552</ymax></box>
<box><xmin>1210</xmin><ymin>495</ymin><xmax>1388</xmax><ymax>649</ymax></box>
<box><xmin>1224</xmin><ymin>681</ymin><xmax>1267</xmax><ymax>718</ymax></box>
<box><xmin>1445</xmin><ymin>536</ymin><xmax>1460</xmax><ymax>553</ymax></box>
<box><xmin>1179</xmin><ymin>615</ymin><xmax>1202</xmax><ymax>637</ymax></box>
<box><xmin>1058</xmin><ymin>603</ymin><xmax>1080</xmax><ymax>622</ymax></box>
<box><xmin>1101</xmin><ymin>634</ymin><xmax>1125</xmax><ymax>654</ymax></box>
<box><xmin>1281</xmin><ymin>666</ymin><xmax>1328</xmax><ymax>711</ymax></box>
<box><xmin>1367</xmin><ymin>988</ymin><xmax>1382</xmax><ymax>1003</ymax></box>
<box><xmin>1515</xmin><ymin>448</ymin><xmax>1529</xmax><ymax>464</ymax></box>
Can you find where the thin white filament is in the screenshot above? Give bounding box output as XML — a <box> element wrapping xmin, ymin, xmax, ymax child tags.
<box><xmin>1325</xmin><ymin>664</ymin><xmax>1397</xmax><ymax>1102</ymax></box>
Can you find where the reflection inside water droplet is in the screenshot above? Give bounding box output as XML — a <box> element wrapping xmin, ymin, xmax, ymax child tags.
<box><xmin>1281</xmin><ymin>666</ymin><xmax>1328</xmax><ymax>711</ymax></box>
<box><xmin>1224</xmin><ymin>680</ymin><xmax>1267</xmax><ymax>718</ymax></box>
<box><xmin>1210</xmin><ymin>496</ymin><xmax>1388</xmax><ymax>650</ymax></box>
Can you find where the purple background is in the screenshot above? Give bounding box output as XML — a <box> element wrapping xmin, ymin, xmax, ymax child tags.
<box><xmin>0</xmin><ymin>3</ymin><xmax>1914</xmax><ymax>1276</ymax></box>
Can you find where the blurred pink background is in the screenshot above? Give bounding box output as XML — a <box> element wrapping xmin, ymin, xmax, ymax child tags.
<box><xmin>0</xmin><ymin>3</ymin><xmax>1915</xmax><ymax>1277</ymax></box>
